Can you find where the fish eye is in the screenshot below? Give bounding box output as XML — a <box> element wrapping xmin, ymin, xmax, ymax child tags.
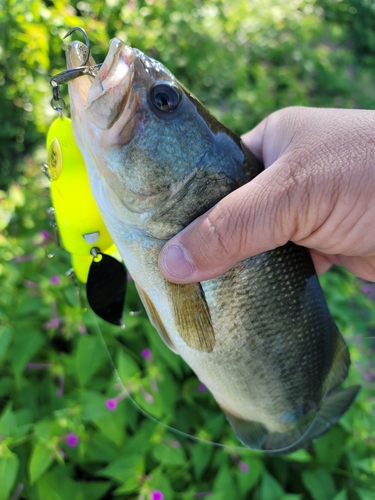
<box><xmin>150</xmin><ymin>83</ymin><xmax>182</xmax><ymax>113</ymax></box>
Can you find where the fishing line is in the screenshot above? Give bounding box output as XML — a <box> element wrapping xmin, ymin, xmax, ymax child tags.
<box><xmin>92</xmin><ymin>307</ymin><xmax>372</xmax><ymax>455</ymax></box>
<box><xmin>90</xmin><ymin>311</ymin><xmax>375</xmax><ymax>455</ymax></box>
<box><xmin>91</xmin><ymin>310</ymin><xmax>253</xmax><ymax>453</ymax></box>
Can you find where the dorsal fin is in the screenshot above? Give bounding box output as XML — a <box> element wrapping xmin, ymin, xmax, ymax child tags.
<box><xmin>136</xmin><ymin>284</ymin><xmax>178</xmax><ymax>353</ymax></box>
<box><xmin>166</xmin><ymin>281</ymin><xmax>215</xmax><ymax>353</ymax></box>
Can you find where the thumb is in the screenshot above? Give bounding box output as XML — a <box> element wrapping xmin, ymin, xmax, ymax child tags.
<box><xmin>158</xmin><ymin>108</ymin><xmax>323</xmax><ymax>283</ymax></box>
<box><xmin>158</xmin><ymin>161</ymin><xmax>306</xmax><ymax>283</ymax></box>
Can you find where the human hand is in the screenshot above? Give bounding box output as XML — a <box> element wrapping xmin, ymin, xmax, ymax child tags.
<box><xmin>159</xmin><ymin>107</ymin><xmax>375</xmax><ymax>283</ymax></box>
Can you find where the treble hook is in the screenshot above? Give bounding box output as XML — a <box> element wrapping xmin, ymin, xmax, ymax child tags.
<box><xmin>49</xmin><ymin>27</ymin><xmax>102</xmax><ymax>114</ymax></box>
<box><xmin>64</xmin><ymin>26</ymin><xmax>91</xmax><ymax>66</ymax></box>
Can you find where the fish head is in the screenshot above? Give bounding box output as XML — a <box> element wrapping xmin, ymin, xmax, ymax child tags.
<box><xmin>66</xmin><ymin>39</ymin><xmax>248</xmax><ymax>238</ymax></box>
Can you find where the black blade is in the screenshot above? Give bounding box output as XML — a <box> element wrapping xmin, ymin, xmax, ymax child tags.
<box><xmin>86</xmin><ymin>253</ymin><xmax>127</xmax><ymax>325</ymax></box>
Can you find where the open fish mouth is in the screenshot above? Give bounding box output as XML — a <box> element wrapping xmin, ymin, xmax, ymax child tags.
<box><xmin>66</xmin><ymin>39</ymin><xmax>135</xmax><ymax>131</ymax></box>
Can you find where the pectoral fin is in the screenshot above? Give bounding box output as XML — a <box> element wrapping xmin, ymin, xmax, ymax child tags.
<box><xmin>167</xmin><ymin>281</ymin><xmax>215</xmax><ymax>353</ymax></box>
<box><xmin>136</xmin><ymin>285</ymin><xmax>178</xmax><ymax>353</ymax></box>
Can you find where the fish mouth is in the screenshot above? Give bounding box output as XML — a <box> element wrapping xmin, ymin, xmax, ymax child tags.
<box><xmin>66</xmin><ymin>38</ymin><xmax>135</xmax><ymax>131</ymax></box>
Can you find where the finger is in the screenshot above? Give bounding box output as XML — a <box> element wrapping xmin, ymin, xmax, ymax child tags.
<box><xmin>240</xmin><ymin>118</ymin><xmax>267</xmax><ymax>161</ymax></box>
<box><xmin>310</xmin><ymin>250</ymin><xmax>336</xmax><ymax>275</ymax></box>
<box><xmin>334</xmin><ymin>255</ymin><xmax>375</xmax><ymax>282</ymax></box>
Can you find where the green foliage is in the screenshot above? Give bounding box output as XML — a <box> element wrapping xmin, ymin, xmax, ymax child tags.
<box><xmin>3</xmin><ymin>0</ymin><xmax>375</xmax><ymax>188</ymax></box>
<box><xmin>2</xmin><ymin>0</ymin><xmax>375</xmax><ymax>498</ymax></box>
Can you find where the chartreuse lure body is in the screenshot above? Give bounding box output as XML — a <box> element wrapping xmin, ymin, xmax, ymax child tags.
<box><xmin>45</xmin><ymin>116</ymin><xmax>126</xmax><ymax>325</ymax></box>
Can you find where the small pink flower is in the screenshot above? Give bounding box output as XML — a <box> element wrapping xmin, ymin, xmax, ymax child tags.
<box><xmin>363</xmin><ymin>371</ymin><xmax>375</xmax><ymax>381</ymax></box>
<box><xmin>43</xmin><ymin>317</ymin><xmax>61</xmax><ymax>329</ymax></box>
<box><xmin>239</xmin><ymin>461</ymin><xmax>249</xmax><ymax>472</ymax></box>
<box><xmin>65</xmin><ymin>433</ymin><xmax>79</xmax><ymax>447</ymax></box>
<box><xmin>198</xmin><ymin>383</ymin><xmax>207</xmax><ymax>392</ymax></box>
<box><xmin>140</xmin><ymin>387</ymin><xmax>154</xmax><ymax>404</ymax></box>
<box><xmin>50</xmin><ymin>275</ymin><xmax>60</xmax><ymax>285</ymax></box>
<box><xmin>106</xmin><ymin>398</ymin><xmax>117</xmax><ymax>411</ymax></box>
<box><xmin>150</xmin><ymin>491</ymin><xmax>164</xmax><ymax>500</ymax></box>
<box><xmin>78</xmin><ymin>322</ymin><xmax>87</xmax><ymax>335</ymax></box>
<box><xmin>26</xmin><ymin>362</ymin><xmax>51</xmax><ymax>370</ymax></box>
<box><xmin>141</xmin><ymin>348</ymin><xmax>151</xmax><ymax>359</ymax></box>
<box><xmin>40</xmin><ymin>230</ymin><xmax>51</xmax><ymax>242</ymax></box>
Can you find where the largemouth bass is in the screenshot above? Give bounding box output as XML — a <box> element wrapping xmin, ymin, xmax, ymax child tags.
<box><xmin>65</xmin><ymin>38</ymin><xmax>359</xmax><ymax>454</ymax></box>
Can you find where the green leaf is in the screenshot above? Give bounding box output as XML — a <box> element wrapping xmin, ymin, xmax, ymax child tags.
<box><xmin>114</xmin><ymin>476</ymin><xmax>139</xmax><ymax>494</ymax></box>
<box><xmin>97</xmin><ymin>455</ymin><xmax>141</xmax><ymax>483</ymax></box>
<box><xmin>0</xmin><ymin>404</ymin><xmax>17</xmax><ymax>437</ymax></box>
<box><xmin>357</xmin><ymin>489</ymin><xmax>375</xmax><ymax>500</ymax></box>
<box><xmin>29</xmin><ymin>442</ymin><xmax>53</xmax><ymax>484</ymax></box>
<box><xmin>313</xmin><ymin>426</ymin><xmax>346</xmax><ymax>467</ymax></box>
<box><xmin>85</xmin><ymin>433</ymin><xmax>119</xmax><ymax>463</ymax></box>
<box><xmin>116</xmin><ymin>350</ymin><xmax>140</xmax><ymax>382</ymax></box>
<box><xmin>148</xmin><ymin>467</ymin><xmax>174</xmax><ymax>500</ymax></box>
<box><xmin>80</xmin><ymin>481</ymin><xmax>112</xmax><ymax>500</ymax></box>
<box><xmin>36</xmin><ymin>466</ymin><xmax>80</xmax><ymax>500</ymax></box>
<box><xmin>213</xmin><ymin>464</ymin><xmax>239</xmax><ymax>497</ymax></box>
<box><xmin>302</xmin><ymin>468</ymin><xmax>337</xmax><ymax>500</ymax></box>
<box><xmin>0</xmin><ymin>325</ymin><xmax>12</xmax><ymax>363</ymax></box>
<box><xmin>0</xmin><ymin>451</ymin><xmax>19</xmax><ymax>500</ymax></box>
<box><xmin>92</xmin><ymin>410</ymin><xmax>126</xmax><ymax>447</ymax></box>
<box><xmin>333</xmin><ymin>490</ymin><xmax>348</xmax><ymax>500</ymax></box>
<box><xmin>280</xmin><ymin>496</ymin><xmax>303</xmax><ymax>500</ymax></box>
<box><xmin>285</xmin><ymin>449</ymin><xmax>312</xmax><ymax>463</ymax></box>
<box><xmin>191</xmin><ymin>442</ymin><xmax>212</xmax><ymax>480</ymax></box>
<box><xmin>74</xmin><ymin>335</ymin><xmax>106</xmax><ymax>387</ymax></box>
<box><xmin>237</xmin><ymin>457</ymin><xmax>264</xmax><ymax>495</ymax></box>
<box><xmin>10</xmin><ymin>328</ymin><xmax>45</xmax><ymax>376</ymax></box>
<box><xmin>260</xmin><ymin>471</ymin><xmax>284</xmax><ymax>500</ymax></box>
<box><xmin>80</xmin><ymin>391</ymin><xmax>107</xmax><ymax>421</ymax></box>
<box><xmin>152</xmin><ymin>441</ymin><xmax>187</xmax><ymax>466</ymax></box>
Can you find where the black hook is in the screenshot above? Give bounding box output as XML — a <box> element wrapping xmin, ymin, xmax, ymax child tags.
<box><xmin>63</xmin><ymin>26</ymin><xmax>91</xmax><ymax>66</ymax></box>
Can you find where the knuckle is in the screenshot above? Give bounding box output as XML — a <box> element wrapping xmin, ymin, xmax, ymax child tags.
<box><xmin>198</xmin><ymin>204</ymin><xmax>242</xmax><ymax>263</ymax></box>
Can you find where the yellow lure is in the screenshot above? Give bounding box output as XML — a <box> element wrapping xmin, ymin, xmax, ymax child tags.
<box><xmin>46</xmin><ymin>116</ymin><xmax>117</xmax><ymax>283</ymax></box>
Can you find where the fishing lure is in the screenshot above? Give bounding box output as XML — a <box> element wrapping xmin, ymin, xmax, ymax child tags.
<box><xmin>43</xmin><ymin>116</ymin><xmax>126</xmax><ymax>326</ymax></box>
<box><xmin>43</xmin><ymin>27</ymin><xmax>127</xmax><ymax>326</ymax></box>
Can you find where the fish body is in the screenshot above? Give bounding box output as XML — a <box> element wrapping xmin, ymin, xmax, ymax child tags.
<box><xmin>66</xmin><ymin>38</ymin><xmax>359</xmax><ymax>453</ymax></box>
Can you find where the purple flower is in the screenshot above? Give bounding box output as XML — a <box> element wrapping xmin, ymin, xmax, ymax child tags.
<box><xmin>106</xmin><ymin>398</ymin><xmax>117</xmax><ymax>411</ymax></box>
<box><xmin>78</xmin><ymin>322</ymin><xmax>87</xmax><ymax>335</ymax></box>
<box><xmin>141</xmin><ymin>348</ymin><xmax>151</xmax><ymax>359</ymax></box>
<box><xmin>363</xmin><ymin>371</ymin><xmax>375</xmax><ymax>381</ymax></box>
<box><xmin>40</xmin><ymin>230</ymin><xmax>51</xmax><ymax>242</ymax></box>
<box><xmin>151</xmin><ymin>491</ymin><xmax>164</xmax><ymax>500</ymax></box>
<box><xmin>198</xmin><ymin>383</ymin><xmax>207</xmax><ymax>392</ymax></box>
<box><xmin>50</xmin><ymin>275</ymin><xmax>60</xmax><ymax>285</ymax></box>
<box><xmin>65</xmin><ymin>433</ymin><xmax>79</xmax><ymax>447</ymax></box>
<box><xmin>26</xmin><ymin>362</ymin><xmax>51</xmax><ymax>370</ymax></box>
<box><xmin>43</xmin><ymin>317</ymin><xmax>61</xmax><ymax>329</ymax></box>
<box><xmin>239</xmin><ymin>461</ymin><xmax>249</xmax><ymax>472</ymax></box>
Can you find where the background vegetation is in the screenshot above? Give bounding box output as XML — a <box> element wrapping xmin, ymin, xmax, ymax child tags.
<box><xmin>1</xmin><ymin>0</ymin><xmax>375</xmax><ymax>498</ymax></box>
